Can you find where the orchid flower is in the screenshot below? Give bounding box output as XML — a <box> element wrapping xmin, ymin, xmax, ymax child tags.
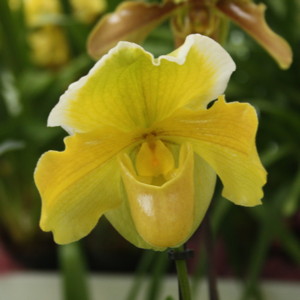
<box><xmin>88</xmin><ymin>0</ymin><xmax>292</xmax><ymax>69</ymax></box>
<box><xmin>34</xmin><ymin>34</ymin><xmax>266</xmax><ymax>250</ymax></box>
<box><xmin>17</xmin><ymin>0</ymin><xmax>106</xmax><ymax>67</ymax></box>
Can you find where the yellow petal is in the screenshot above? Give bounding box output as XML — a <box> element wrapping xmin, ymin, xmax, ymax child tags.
<box><xmin>105</xmin><ymin>186</ymin><xmax>157</xmax><ymax>250</ymax></box>
<box><xmin>34</xmin><ymin>128</ymin><xmax>138</xmax><ymax>244</ymax></box>
<box><xmin>48</xmin><ymin>34</ymin><xmax>235</xmax><ymax>133</ymax></box>
<box><xmin>156</xmin><ymin>96</ymin><xmax>267</xmax><ymax>206</ymax></box>
<box><xmin>191</xmin><ymin>153</ymin><xmax>216</xmax><ymax>232</ymax></box>
<box><xmin>119</xmin><ymin>143</ymin><xmax>195</xmax><ymax>248</ymax></box>
<box><xmin>217</xmin><ymin>0</ymin><xmax>292</xmax><ymax>69</ymax></box>
<box><xmin>106</xmin><ymin>145</ymin><xmax>216</xmax><ymax>250</ymax></box>
<box><xmin>107</xmin><ymin>143</ymin><xmax>216</xmax><ymax>250</ymax></box>
<box><xmin>136</xmin><ymin>139</ymin><xmax>175</xmax><ymax>177</ymax></box>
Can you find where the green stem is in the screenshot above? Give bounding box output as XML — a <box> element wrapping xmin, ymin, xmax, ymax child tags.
<box><xmin>58</xmin><ymin>243</ymin><xmax>90</xmax><ymax>300</ymax></box>
<box><xmin>174</xmin><ymin>246</ymin><xmax>192</xmax><ymax>300</ymax></box>
<box><xmin>126</xmin><ymin>250</ymin><xmax>156</xmax><ymax>300</ymax></box>
<box><xmin>147</xmin><ymin>252</ymin><xmax>169</xmax><ymax>300</ymax></box>
<box><xmin>204</xmin><ymin>214</ymin><xmax>219</xmax><ymax>300</ymax></box>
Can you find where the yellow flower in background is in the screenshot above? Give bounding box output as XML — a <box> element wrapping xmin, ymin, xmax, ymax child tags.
<box><xmin>20</xmin><ymin>0</ymin><xmax>106</xmax><ymax>67</ymax></box>
<box><xmin>28</xmin><ymin>26</ymin><xmax>70</xmax><ymax>67</ymax></box>
<box><xmin>71</xmin><ymin>0</ymin><xmax>107</xmax><ymax>23</ymax></box>
<box><xmin>21</xmin><ymin>0</ymin><xmax>66</xmax><ymax>67</ymax></box>
<box><xmin>23</xmin><ymin>0</ymin><xmax>106</xmax><ymax>25</ymax></box>
<box><xmin>34</xmin><ymin>34</ymin><xmax>266</xmax><ymax>250</ymax></box>
<box><xmin>23</xmin><ymin>0</ymin><xmax>60</xmax><ymax>26</ymax></box>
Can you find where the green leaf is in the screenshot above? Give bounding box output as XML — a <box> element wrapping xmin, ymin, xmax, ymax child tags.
<box><xmin>58</xmin><ymin>243</ymin><xmax>90</xmax><ymax>300</ymax></box>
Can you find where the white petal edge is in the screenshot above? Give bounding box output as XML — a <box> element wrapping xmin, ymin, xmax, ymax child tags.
<box><xmin>48</xmin><ymin>34</ymin><xmax>236</xmax><ymax>134</ymax></box>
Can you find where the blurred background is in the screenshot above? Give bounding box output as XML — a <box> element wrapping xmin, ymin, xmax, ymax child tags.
<box><xmin>0</xmin><ymin>0</ymin><xmax>299</xmax><ymax>299</ymax></box>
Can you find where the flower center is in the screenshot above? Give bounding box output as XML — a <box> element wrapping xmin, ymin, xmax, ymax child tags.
<box><xmin>135</xmin><ymin>135</ymin><xmax>175</xmax><ymax>179</ymax></box>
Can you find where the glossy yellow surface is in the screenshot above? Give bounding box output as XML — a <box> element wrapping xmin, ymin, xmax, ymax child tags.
<box><xmin>135</xmin><ymin>138</ymin><xmax>175</xmax><ymax>178</ymax></box>
<box><xmin>120</xmin><ymin>144</ymin><xmax>194</xmax><ymax>248</ymax></box>
<box><xmin>35</xmin><ymin>34</ymin><xmax>266</xmax><ymax>249</ymax></box>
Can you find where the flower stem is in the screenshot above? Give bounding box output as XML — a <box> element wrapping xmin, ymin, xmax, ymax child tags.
<box><xmin>174</xmin><ymin>246</ymin><xmax>192</xmax><ymax>300</ymax></box>
<box><xmin>203</xmin><ymin>213</ymin><xmax>219</xmax><ymax>300</ymax></box>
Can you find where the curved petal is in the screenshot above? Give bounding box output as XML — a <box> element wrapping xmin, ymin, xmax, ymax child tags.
<box><xmin>191</xmin><ymin>153</ymin><xmax>216</xmax><ymax>233</ymax></box>
<box><xmin>105</xmin><ymin>185</ymin><xmax>157</xmax><ymax>251</ymax></box>
<box><xmin>106</xmin><ymin>144</ymin><xmax>216</xmax><ymax>250</ymax></box>
<box><xmin>157</xmin><ymin>96</ymin><xmax>267</xmax><ymax>206</ymax></box>
<box><xmin>34</xmin><ymin>128</ymin><xmax>138</xmax><ymax>244</ymax></box>
<box><xmin>118</xmin><ymin>143</ymin><xmax>195</xmax><ymax>248</ymax></box>
<box><xmin>217</xmin><ymin>0</ymin><xmax>292</xmax><ymax>69</ymax></box>
<box><xmin>48</xmin><ymin>34</ymin><xmax>235</xmax><ymax>134</ymax></box>
<box><xmin>88</xmin><ymin>1</ymin><xmax>181</xmax><ymax>59</ymax></box>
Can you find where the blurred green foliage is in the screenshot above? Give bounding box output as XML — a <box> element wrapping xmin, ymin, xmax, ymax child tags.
<box><xmin>219</xmin><ymin>0</ymin><xmax>300</xmax><ymax>297</ymax></box>
<box><xmin>0</xmin><ymin>0</ymin><xmax>299</xmax><ymax>299</ymax></box>
<box><xmin>0</xmin><ymin>0</ymin><xmax>96</xmax><ymax>247</ymax></box>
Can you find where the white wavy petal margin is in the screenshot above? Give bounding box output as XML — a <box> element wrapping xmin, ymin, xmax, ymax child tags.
<box><xmin>48</xmin><ymin>34</ymin><xmax>236</xmax><ymax>134</ymax></box>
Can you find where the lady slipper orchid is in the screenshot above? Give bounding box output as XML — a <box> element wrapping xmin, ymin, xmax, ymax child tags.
<box><xmin>88</xmin><ymin>0</ymin><xmax>292</xmax><ymax>69</ymax></box>
<box><xmin>34</xmin><ymin>34</ymin><xmax>266</xmax><ymax>250</ymax></box>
